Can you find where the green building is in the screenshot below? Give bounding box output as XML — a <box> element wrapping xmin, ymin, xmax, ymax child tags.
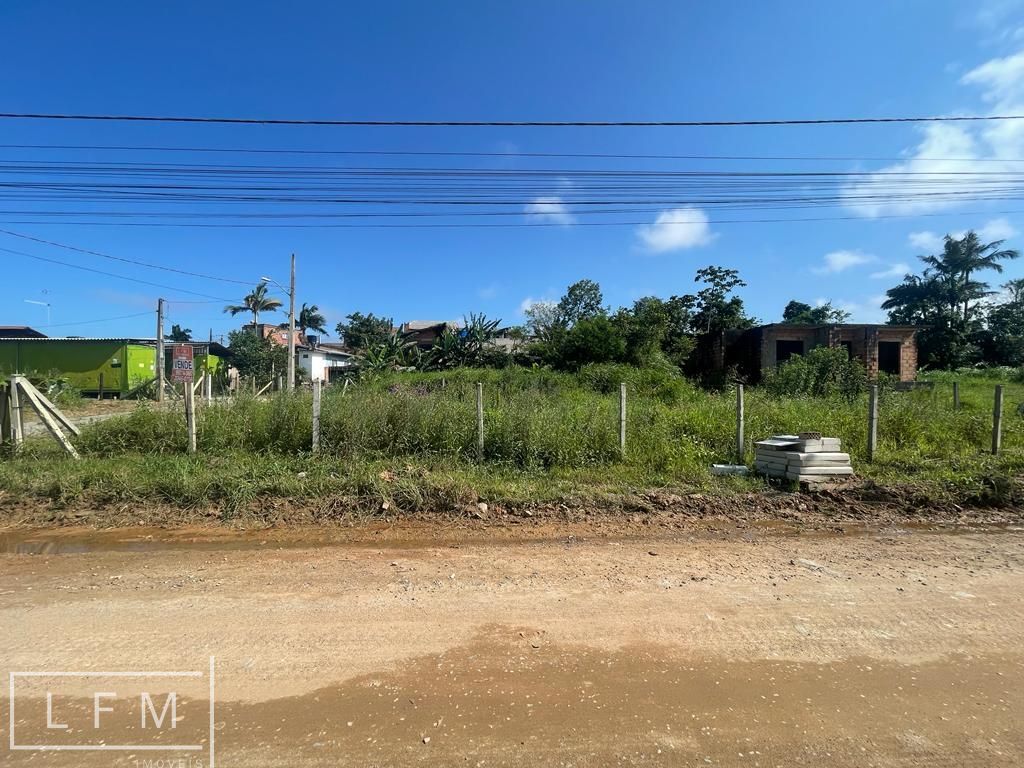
<box><xmin>0</xmin><ymin>337</ymin><xmax>228</xmax><ymax>397</ymax></box>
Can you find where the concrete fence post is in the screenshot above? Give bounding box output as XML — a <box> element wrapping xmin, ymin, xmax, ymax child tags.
<box><xmin>476</xmin><ymin>382</ymin><xmax>484</xmax><ymax>462</ymax></box>
<box><xmin>953</xmin><ymin>381</ymin><xmax>960</xmax><ymax>411</ymax></box>
<box><xmin>204</xmin><ymin>372</ymin><xmax>213</xmax><ymax>404</ymax></box>
<box><xmin>184</xmin><ymin>384</ymin><xmax>197</xmax><ymax>454</ymax></box>
<box><xmin>619</xmin><ymin>382</ymin><xmax>627</xmax><ymax>457</ymax></box>
<box><xmin>312</xmin><ymin>379</ymin><xmax>322</xmax><ymax>454</ymax></box>
<box><xmin>9</xmin><ymin>376</ymin><xmax>24</xmax><ymax>451</ymax></box>
<box><xmin>867</xmin><ymin>384</ymin><xmax>879</xmax><ymax>463</ymax></box>
<box><xmin>992</xmin><ymin>385</ymin><xmax>1004</xmax><ymax>455</ymax></box>
<box><xmin>736</xmin><ymin>383</ymin><xmax>745</xmax><ymax>463</ymax></box>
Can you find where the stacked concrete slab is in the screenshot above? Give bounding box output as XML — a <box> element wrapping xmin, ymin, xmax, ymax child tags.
<box><xmin>754</xmin><ymin>434</ymin><xmax>853</xmax><ymax>482</ymax></box>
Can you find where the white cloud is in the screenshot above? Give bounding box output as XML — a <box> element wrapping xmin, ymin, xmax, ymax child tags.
<box><xmin>812</xmin><ymin>250</ymin><xmax>875</xmax><ymax>274</ymax></box>
<box><xmin>524</xmin><ymin>196</ymin><xmax>575</xmax><ymax>226</ymax></box>
<box><xmin>870</xmin><ymin>263</ymin><xmax>911</xmax><ymax>279</ymax></box>
<box><xmin>636</xmin><ymin>207</ymin><xmax>716</xmax><ymax>252</ymax></box>
<box><xmin>842</xmin><ymin>46</ymin><xmax>1024</xmax><ymax>217</ymax></box>
<box><xmin>978</xmin><ymin>216</ymin><xmax>1019</xmax><ymax>240</ymax></box>
<box><xmin>961</xmin><ymin>50</ymin><xmax>1024</xmax><ymax>102</ymax></box>
<box><xmin>518</xmin><ymin>296</ymin><xmax>558</xmax><ymax>316</ymax></box>
<box><xmin>827</xmin><ymin>296</ymin><xmax>889</xmax><ymax>324</ymax></box>
<box><xmin>478</xmin><ymin>284</ymin><xmax>498</xmax><ymax>300</ymax></box>
<box><xmin>908</xmin><ymin>230</ymin><xmax>943</xmax><ymax>251</ymax></box>
<box><xmin>841</xmin><ymin>124</ymin><xmax>981</xmax><ymax>217</ymax></box>
<box><xmin>908</xmin><ymin>217</ymin><xmax>1018</xmax><ymax>253</ymax></box>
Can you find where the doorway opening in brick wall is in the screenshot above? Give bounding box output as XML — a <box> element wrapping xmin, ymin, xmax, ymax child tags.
<box><xmin>878</xmin><ymin>341</ymin><xmax>901</xmax><ymax>376</ymax></box>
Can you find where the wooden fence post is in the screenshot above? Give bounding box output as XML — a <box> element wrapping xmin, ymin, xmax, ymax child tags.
<box><xmin>619</xmin><ymin>382</ymin><xmax>627</xmax><ymax>457</ymax></box>
<box><xmin>312</xmin><ymin>379</ymin><xmax>322</xmax><ymax>454</ymax></box>
<box><xmin>204</xmin><ymin>372</ymin><xmax>213</xmax><ymax>404</ymax></box>
<box><xmin>476</xmin><ymin>382</ymin><xmax>484</xmax><ymax>461</ymax></box>
<box><xmin>98</xmin><ymin>373</ymin><xmax>104</xmax><ymax>400</ymax></box>
<box><xmin>184</xmin><ymin>384</ymin><xmax>197</xmax><ymax>454</ymax></box>
<box><xmin>16</xmin><ymin>376</ymin><xmax>81</xmax><ymax>459</ymax></box>
<box><xmin>992</xmin><ymin>385</ymin><xmax>1004</xmax><ymax>455</ymax></box>
<box><xmin>735</xmin><ymin>383</ymin><xmax>745</xmax><ymax>463</ymax></box>
<box><xmin>953</xmin><ymin>381</ymin><xmax>960</xmax><ymax>411</ymax></box>
<box><xmin>867</xmin><ymin>384</ymin><xmax>879</xmax><ymax>463</ymax></box>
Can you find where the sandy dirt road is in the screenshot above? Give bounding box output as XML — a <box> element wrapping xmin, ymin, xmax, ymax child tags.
<box><xmin>2</xmin><ymin>522</ymin><xmax>1023</xmax><ymax>766</ymax></box>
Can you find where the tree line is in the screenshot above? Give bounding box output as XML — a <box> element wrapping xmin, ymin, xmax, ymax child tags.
<box><xmin>221</xmin><ymin>229</ymin><xmax>1023</xmax><ymax>380</ymax></box>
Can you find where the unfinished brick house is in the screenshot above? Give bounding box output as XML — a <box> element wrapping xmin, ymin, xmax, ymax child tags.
<box><xmin>707</xmin><ymin>323</ymin><xmax>920</xmax><ymax>383</ymax></box>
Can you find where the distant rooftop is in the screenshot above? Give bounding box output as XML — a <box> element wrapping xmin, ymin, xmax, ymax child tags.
<box><xmin>0</xmin><ymin>325</ymin><xmax>46</xmax><ymax>339</ymax></box>
<box><xmin>402</xmin><ymin>320</ymin><xmax>461</xmax><ymax>331</ymax></box>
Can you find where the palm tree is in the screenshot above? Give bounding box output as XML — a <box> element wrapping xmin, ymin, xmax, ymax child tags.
<box><xmin>921</xmin><ymin>232</ymin><xmax>1019</xmax><ymax>325</ymax></box>
<box><xmin>224</xmin><ymin>283</ymin><xmax>283</xmax><ymax>328</ymax></box>
<box><xmin>297</xmin><ymin>303</ymin><xmax>328</xmax><ymax>336</ymax></box>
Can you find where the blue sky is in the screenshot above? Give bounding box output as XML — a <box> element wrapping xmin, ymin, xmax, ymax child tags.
<box><xmin>3</xmin><ymin>0</ymin><xmax>1024</xmax><ymax>340</ymax></box>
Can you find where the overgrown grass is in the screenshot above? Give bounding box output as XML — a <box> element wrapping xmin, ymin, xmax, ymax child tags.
<box><xmin>2</xmin><ymin>366</ymin><xmax>1022</xmax><ymax>514</ymax></box>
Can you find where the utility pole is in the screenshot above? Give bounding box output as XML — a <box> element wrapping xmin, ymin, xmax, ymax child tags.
<box><xmin>261</xmin><ymin>254</ymin><xmax>297</xmax><ymax>391</ymax></box>
<box><xmin>287</xmin><ymin>253</ymin><xmax>296</xmax><ymax>391</ymax></box>
<box><xmin>156</xmin><ymin>297</ymin><xmax>165</xmax><ymax>402</ymax></box>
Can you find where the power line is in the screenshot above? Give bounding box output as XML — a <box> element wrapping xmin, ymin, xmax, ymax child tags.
<box><xmin>2</xmin><ymin>111</ymin><xmax>1024</xmax><ymax>127</ymax></box>
<box><xmin>42</xmin><ymin>310</ymin><xmax>153</xmax><ymax>329</ymax></box>
<box><xmin>1</xmin><ymin>143</ymin><xmax>1022</xmax><ymax>163</ymax></box>
<box><xmin>5</xmin><ymin>207</ymin><xmax>1023</xmax><ymax>229</ymax></box>
<box><xmin>0</xmin><ymin>228</ymin><xmax>256</xmax><ymax>285</ymax></box>
<box><xmin>0</xmin><ymin>245</ymin><xmax>235</xmax><ymax>300</ymax></box>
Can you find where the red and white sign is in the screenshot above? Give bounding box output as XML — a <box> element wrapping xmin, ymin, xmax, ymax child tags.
<box><xmin>171</xmin><ymin>344</ymin><xmax>194</xmax><ymax>383</ymax></box>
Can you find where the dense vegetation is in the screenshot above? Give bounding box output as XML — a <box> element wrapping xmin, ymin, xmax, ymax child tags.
<box><xmin>313</xmin><ymin>230</ymin><xmax>1024</xmax><ymax>379</ymax></box>
<box><xmin>2</xmin><ymin>366</ymin><xmax>1021</xmax><ymax>516</ymax></box>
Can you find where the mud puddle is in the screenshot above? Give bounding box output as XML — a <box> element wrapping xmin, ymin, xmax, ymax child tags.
<box><xmin>10</xmin><ymin>629</ymin><xmax>1023</xmax><ymax>766</ymax></box>
<box><xmin>2</xmin><ymin>518</ymin><xmax>1021</xmax><ymax>556</ymax></box>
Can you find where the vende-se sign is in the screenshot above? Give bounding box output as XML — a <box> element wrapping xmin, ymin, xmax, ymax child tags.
<box><xmin>171</xmin><ymin>344</ymin><xmax>194</xmax><ymax>383</ymax></box>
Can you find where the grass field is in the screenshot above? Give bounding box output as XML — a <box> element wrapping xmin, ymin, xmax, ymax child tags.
<box><xmin>1</xmin><ymin>366</ymin><xmax>1022</xmax><ymax>519</ymax></box>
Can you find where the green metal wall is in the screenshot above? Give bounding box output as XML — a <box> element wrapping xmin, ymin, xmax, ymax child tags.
<box><xmin>124</xmin><ymin>344</ymin><xmax>158</xmax><ymax>391</ymax></box>
<box><xmin>0</xmin><ymin>341</ymin><xmax>156</xmax><ymax>394</ymax></box>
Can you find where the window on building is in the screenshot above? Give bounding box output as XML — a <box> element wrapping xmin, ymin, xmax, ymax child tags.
<box><xmin>840</xmin><ymin>341</ymin><xmax>853</xmax><ymax>360</ymax></box>
<box><xmin>878</xmin><ymin>341</ymin><xmax>901</xmax><ymax>376</ymax></box>
<box><xmin>775</xmin><ymin>339</ymin><xmax>804</xmax><ymax>364</ymax></box>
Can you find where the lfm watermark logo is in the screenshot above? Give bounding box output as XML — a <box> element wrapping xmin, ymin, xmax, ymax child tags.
<box><xmin>9</xmin><ymin>657</ymin><xmax>215</xmax><ymax>766</ymax></box>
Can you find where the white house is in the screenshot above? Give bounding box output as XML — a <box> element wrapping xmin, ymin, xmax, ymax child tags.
<box><xmin>297</xmin><ymin>342</ymin><xmax>357</xmax><ymax>382</ymax></box>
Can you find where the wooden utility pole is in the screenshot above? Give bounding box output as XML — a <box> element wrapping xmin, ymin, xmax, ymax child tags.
<box><xmin>867</xmin><ymin>384</ymin><xmax>879</xmax><ymax>462</ymax></box>
<box><xmin>287</xmin><ymin>253</ymin><xmax>296</xmax><ymax>391</ymax></box>
<box><xmin>156</xmin><ymin>297</ymin><xmax>166</xmax><ymax>402</ymax></box>
<box><xmin>992</xmin><ymin>385</ymin><xmax>1004</xmax><ymax>455</ymax></box>
<box><xmin>476</xmin><ymin>382</ymin><xmax>484</xmax><ymax>461</ymax></box>
<box><xmin>735</xmin><ymin>383</ymin><xmax>745</xmax><ymax>463</ymax></box>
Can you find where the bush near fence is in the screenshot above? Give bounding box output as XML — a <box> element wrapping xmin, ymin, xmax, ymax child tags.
<box><xmin>71</xmin><ymin>366</ymin><xmax>1023</xmax><ymax>476</ymax></box>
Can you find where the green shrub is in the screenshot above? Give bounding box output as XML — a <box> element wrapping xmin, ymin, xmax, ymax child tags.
<box><xmin>70</xmin><ymin>367</ymin><xmax>1022</xmax><ymax>480</ymax></box>
<box><xmin>763</xmin><ymin>347</ymin><xmax>867</xmax><ymax>401</ymax></box>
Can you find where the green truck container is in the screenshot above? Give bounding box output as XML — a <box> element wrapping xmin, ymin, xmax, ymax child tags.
<box><xmin>0</xmin><ymin>338</ymin><xmax>157</xmax><ymax>395</ymax></box>
<box><xmin>0</xmin><ymin>338</ymin><xmax>229</xmax><ymax>396</ymax></box>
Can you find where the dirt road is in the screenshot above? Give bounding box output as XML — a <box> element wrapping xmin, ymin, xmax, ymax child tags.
<box><xmin>2</xmin><ymin>523</ymin><xmax>1024</xmax><ymax>766</ymax></box>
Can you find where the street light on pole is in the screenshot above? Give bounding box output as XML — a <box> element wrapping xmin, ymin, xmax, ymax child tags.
<box><xmin>260</xmin><ymin>253</ymin><xmax>296</xmax><ymax>390</ymax></box>
<box><xmin>24</xmin><ymin>299</ymin><xmax>51</xmax><ymax>327</ymax></box>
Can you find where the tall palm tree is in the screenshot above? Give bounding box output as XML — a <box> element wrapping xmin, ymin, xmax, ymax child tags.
<box><xmin>224</xmin><ymin>283</ymin><xmax>283</xmax><ymax>328</ymax></box>
<box><xmin>297</xmin><ymin>303</ymin><xmax>328</xmax><ymax>336</ymax></box>
<box><xmin>922</xmin><ymin>232</ymin><xmax>1019</xmax><ymax>325</ymax></box>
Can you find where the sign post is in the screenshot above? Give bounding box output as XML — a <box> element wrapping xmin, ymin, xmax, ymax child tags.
<box><xmin>171</xmin><ymin>345</ymin><xmax>194</xmax><ymax>386</ymax></box>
